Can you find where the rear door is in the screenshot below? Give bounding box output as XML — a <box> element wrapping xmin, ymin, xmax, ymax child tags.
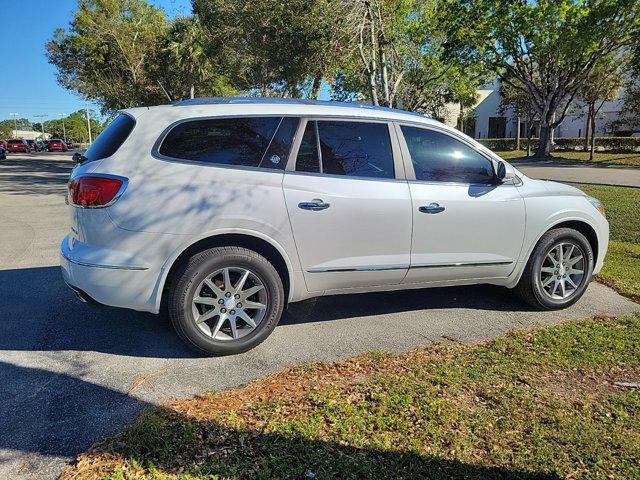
<box><xmin>283</xmin><ymin>118</ymin><xmax>412</xmax><ymax>293</ymax></box>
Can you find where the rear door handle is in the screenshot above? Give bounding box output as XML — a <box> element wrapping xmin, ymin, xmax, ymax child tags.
<box><xmin>419</xmin><ymin>203</ymin><xmax>445</xmax><ymax>214</ymax></box>
<box><xmin>298</xmin><ymin>199</ymin><xmax>330</xmax><ymax>211</ymax></box>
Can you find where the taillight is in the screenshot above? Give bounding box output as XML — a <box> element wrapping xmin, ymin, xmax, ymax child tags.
<box><xmin>68</xmin><ymin>175</ymin><xmax>126</xmax><ymax>208</ymax></box>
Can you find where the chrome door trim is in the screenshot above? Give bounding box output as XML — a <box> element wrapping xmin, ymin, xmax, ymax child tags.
<box><xmin>410</xmin><ymin>260</ymin><xmax>513</xmax><ymax>269</ymax></box>
<box><xmin>307</xmin><ymin>265</ymin><xmax>408</xmax><ymax>273</ymax></box>
<box><xmin>306</xmin><ymin>260</ymin><xmax>513</xmax><ymax>273</ymax></box>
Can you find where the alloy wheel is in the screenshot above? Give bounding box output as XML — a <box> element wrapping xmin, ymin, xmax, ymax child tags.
<box><xmin>539</xmin><ymin>242</ymin><xmax>586</xmax><ymax>300</ymax></box>
<box><xmin>191</xmin><ymin>267</ymin><xmax>267</xmax><ymax>341</ymax></box>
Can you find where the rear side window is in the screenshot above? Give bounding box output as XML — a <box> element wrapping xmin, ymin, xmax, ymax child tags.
<box><xmin>295</xmin><ymin>120</ymin><xmax>394</xmax><ymax>179</ymax></box>
<box><xmin>158</xmin><ymin>117</ymin><xmax>298</xmax><ymax>170</ymax></box>
<box><xmin>401</xmin><ymin>126</ymin><xmax>495</xmax><ymax>184</ymax></box>
<box><xmin>84</xmin><ymin>114</ymin><xmax>135</xmax><ymax>162</ymax></box>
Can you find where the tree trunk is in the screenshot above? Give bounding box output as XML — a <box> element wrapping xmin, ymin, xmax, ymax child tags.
<box><xmin>589</xmin><ymin>111</ymin><xmax>596</xmax><ymax>162</ymax></box>
<box><xmin>515</xmin><ymin>114</ymin><xmax>521</xmax><ymax>151</ymax></box>
<box><xmin>310</xmin><ymin>72</ymin><xmax>322</xmax><ymax>99</ymax></box>
<box><xmin>535</xmin><ymin>124</ymin><xmax>552</xmax><ymax>158</ymax></box>
<box><xmin>584</xmin><ymin>104</ymin><xmax>592</xmax><ymax>151</ymax></box>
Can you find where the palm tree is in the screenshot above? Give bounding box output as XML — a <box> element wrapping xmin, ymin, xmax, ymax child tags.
<box><xmin>165</xmin><ymin>16</ymin><xmax>210</xmax><ymax>99</ymax></box>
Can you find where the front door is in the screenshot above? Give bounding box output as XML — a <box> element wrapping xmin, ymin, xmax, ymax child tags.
<box><xmin>283</xmin><ymin>119</ymin><xmax>412</xmax><ymax>293</ymax></box>
<box><xmin>396</xmin><ymin>123</ymin><xmax>525</xmax><ymax>284</ymax></box>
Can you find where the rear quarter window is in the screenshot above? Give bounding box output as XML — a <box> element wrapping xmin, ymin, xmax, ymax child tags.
<box><xmin>157</xmin><ymin>117</ymin><xmax>298</xmax><ymax>170</ymax></box>
<box><xmin>83</xmin><ymin>114</ymin><xmax>135</xmax><ymax>162</ymax></box>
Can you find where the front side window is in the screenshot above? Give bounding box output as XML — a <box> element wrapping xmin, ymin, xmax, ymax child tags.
<box><xmin>159</xmin><ymin>117</ymin><xmax>298</xmax><ymax>169</ymax></box>
<box><xmin>401</xmin><ymin>126</ymin><xmax>495</xmax><ymax>184</ymax></box>
<box><xmin>295</xmin><ymin>120</ymin><xmax>394</xmax><ymax>179</ymax></box>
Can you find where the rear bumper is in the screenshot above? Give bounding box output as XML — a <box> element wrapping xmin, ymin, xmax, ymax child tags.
<box><xmin>60</xmin><ymin>236</ymin><xmax>160</xmax><ymax>313</ymax></box>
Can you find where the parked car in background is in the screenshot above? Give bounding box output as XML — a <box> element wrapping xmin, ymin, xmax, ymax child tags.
<box><xmin>26</xmin><ymin>139</ymin><xmax>40</xmax><ymax>152</ymax></box>
<box><xmin>42</xmin><ymin>140</ymin><xmax>50</xmax><ymax>150</ymax></box>
<box><xmin>0</xmin><ymin>147</ymin><xmax>5</xmax><ymax>160</ymax></box>
<box><xmin>35</xmin><ymin>140</ymin><xmax>46</xmax><ymax>151</ymax></box>
<box><xmin>0</xmin><ymin>140</ymin><xmax>7</xmax><ymax>151</ymax></box>
<box><xmin>48</xmin><ymin>138</ymin><xmax>67</xmax><ymax>152</ymax></box>
<box><xmin>61</xmin><ymin>98</ymin><xmax>609</xmax><ymax>356</ymax></box>
<box><xmin>7</xmin><ymin>139</ymin><xmax>30</xmax><ymax>153</ymax></box>
<box><xmin>631</xmin><ymin>132</ymin><xmax>640</xmax><ymax>137</ymax></box>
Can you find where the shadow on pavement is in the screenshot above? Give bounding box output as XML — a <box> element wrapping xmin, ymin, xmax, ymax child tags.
<box><xmin>0</xmin><ymin>266</ymin><xmax>532</xmax><ymax>358</ymax></box>
<box><xmin>0</xmin><ymin>362</ymin><xmax>152</xmax><ymax>463</ymax></box>
<box><xmin>0</xmin><ymin>156</ymin><xmax>74</xmax><ymax>196</ymax></box>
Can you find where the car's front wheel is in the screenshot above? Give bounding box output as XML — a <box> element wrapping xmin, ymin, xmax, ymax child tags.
<box><xmin>515</xmin><ymin>228</ymin><xmax>594</xmax><ymax>310</ymax></box>
<box><xmin>168</xmin><ymin>246</ymin><xmax>284</xmax><ymax>356</ymax></box>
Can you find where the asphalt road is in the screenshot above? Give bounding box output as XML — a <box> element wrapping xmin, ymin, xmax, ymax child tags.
<box><xmin>0</xmin><ymin>152</ymin><xmax>637</xmax><ymax>479</ymax></box>
<box><xmin>513</xmin><ymin>158</ymin><xmax>640</xmax><ymax>188</ymax></box>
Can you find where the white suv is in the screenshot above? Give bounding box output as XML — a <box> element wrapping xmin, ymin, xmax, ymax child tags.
<box><xmin>61</xmin><ymin>98</ymin><xmax>609</xmax><ymax>355</ymax></box>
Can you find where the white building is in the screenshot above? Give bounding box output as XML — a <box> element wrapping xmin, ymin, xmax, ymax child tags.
<box><xmin>11</xmin><ymin>130</ymin><xmax>52</xmax><ymax>140</ymax></box>
<box><xmin>442</xmin><ymin>80</ymin><xmax>635</xmax><ymax>139</ymax></box>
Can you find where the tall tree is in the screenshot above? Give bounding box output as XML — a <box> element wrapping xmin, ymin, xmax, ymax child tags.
<box><xmin>158</xmin><ymin>15</ymin><xmax>236</xmax><ymax>101</ymax></box>
<box><xmin>336</xmin><ymin>0</ymin><xmax>455</xmax><ymax>109</ymax></box>
<box><xmin>577</xmin><ymin>55</ymin><xmax>623</xmax><ymax>160</ymax></box>
<box><xmin>47</xmin><ymin>0</ymin><xmax>171</xmax><ymax>112</ymax></box>
<box><xmin>499</xmin><ymin>76</ymin><xmax>539</xmax><ymax>155</ymax></box>
<box><xmin>443</xmin><ymin>0</ymin><xmax>640</xmax><ymax>158</ymax></box>
<box><xmin>194</xmin><ymin>0</ymin><xmax>344</xmax><ymax>98</ymax></box>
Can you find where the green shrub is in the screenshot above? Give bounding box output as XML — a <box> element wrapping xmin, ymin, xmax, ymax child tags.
<box><xmin>479</xmin><ymin>137</ymin><xmax>640</xmax><ymax>152</ymax></box>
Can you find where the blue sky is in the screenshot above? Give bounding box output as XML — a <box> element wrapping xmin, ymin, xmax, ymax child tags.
<box><xmin>0</xmin><ymin>0</ymin><xmax>192</xmax><ymax>123</ymax></box>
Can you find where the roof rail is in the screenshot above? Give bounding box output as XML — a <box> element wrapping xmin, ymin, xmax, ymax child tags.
<box><xmin>173</xmin><ymin>97</ymin><xmax>430</xmax><ymax>118</ymax></box>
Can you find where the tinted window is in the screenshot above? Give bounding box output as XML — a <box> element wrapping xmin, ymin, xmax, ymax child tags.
<box><xmin>316</xmin><ymin>121</ymin><xmax>394</xmax><ymax>178</ymax></box>
<box><xmin>295</xmin><ymin>121</ymin><xmax>320</xmax><ymax>173</ymax></box>
<box><xmin>261</xmin><ymin>117</ymin><xmax>299</xmax><ymax>168</ymax></box>
<box><xmin>84</xmin><ymin>114</ymin><xmax>135</xmax><ymax>162</ymax></box>
<box><xmin>159</xmin><ymin>117</ymin><xmax>296</xmax><ymax>169</ymax></box>
<box><xmin>401</xmin><ymin>126</ymin><xmax>495</xmax><ymax>184</ymax></box>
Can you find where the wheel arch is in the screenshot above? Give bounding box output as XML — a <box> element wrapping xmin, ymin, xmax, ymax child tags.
<box><xmin>509</xmin><ymin>217</ymin><xmax>599</xmax><ymax>288</ymax></box>
<box><xmin>156</xmin><ymin>231</ymin><xmax>294</xmax><ymax>313</ymax></box>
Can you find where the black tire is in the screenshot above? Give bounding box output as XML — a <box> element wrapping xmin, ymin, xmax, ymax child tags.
<box><xmin>515</xmin><ymin>228</ymin><xmax>594</xmax><ymax>310</ymax></box>
<box><xmin>168</xmin><ymin>246</ymin><xmax>284</xmax><ymax>356</ymax></box>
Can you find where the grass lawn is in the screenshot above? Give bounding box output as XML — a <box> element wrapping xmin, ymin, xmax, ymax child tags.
<box><xmin>63</xmin><ymin>315</ymin><xmax>640</xmax><ymax>479</ymax></box>
<box><xmin>62</xmin><ymin>186</ymin><xmax>640</xmax><ymax>480</ymax></box>
<box><xmin>496</xmin><ymin>150</ymin><xmax>640</xmax><ymax>167</ymax></box>
<box><xmin>577</xmin><ymin>184</ymin><xmax>640</xmax><ymax>300</ymax></box>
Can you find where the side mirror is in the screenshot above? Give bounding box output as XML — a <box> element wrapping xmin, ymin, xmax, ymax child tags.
<box><xmin>72</xmin><ymin>152</ymin><xmax>87</xmax><ymax>164</ymax></box>
<box><xmin>496</xmin><ymin>161</ymin><xmax>516</xmax><ymax>182</ymax></box>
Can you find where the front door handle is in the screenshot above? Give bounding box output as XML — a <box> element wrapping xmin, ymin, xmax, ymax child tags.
<box><xmin>419</xmin><ymin>203</ymin><xmax>445</xmax><ymax>214</ymax></box>
<box><xmin>298</xmin><ymin>199</ymin><xmax>330</xmax><ymax>211</ymax></box>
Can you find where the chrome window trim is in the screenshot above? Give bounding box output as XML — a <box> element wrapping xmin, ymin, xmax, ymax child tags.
<box><xmin>67</xmin><ymin>173</ymin><xmax>129</xmax><ymax>209</ymax></box>
<box><xmin>307</xmin><ymin>260</ymin><xmax>513</xmax><ymax>273</ymax></box>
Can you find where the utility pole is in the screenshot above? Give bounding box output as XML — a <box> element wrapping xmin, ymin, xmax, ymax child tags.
<box><xmin>58</xmin><ymin>113</ymin><xmax>67</xmax><ymax>143</ymax></box>
<box><xmin>85</xmin><ymin>108</ymin><xmax>93</xmax><ymax>144</ymax></box>
<box><xmin>9</xmin><ymin>113</ymin><xmax>19</xmax><ymax>137</ymax></box>
<box><xmin>34</xmin><ymin>114</ymin><xmax>48</xmax><ymax>140</ymax></box>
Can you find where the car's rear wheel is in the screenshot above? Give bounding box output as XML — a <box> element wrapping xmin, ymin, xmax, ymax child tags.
<box><xmin>515</xmin><ymin>228</ymin><xmax>594</xmax><ymax>310</ymax></box>
<box><xmin>168</xmin><ymin>246</ymin><xmax>284</xmax><ymax>356</ymax></box>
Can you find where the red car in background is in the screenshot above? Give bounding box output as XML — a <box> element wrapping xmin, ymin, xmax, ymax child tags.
<box><xmin>48</xmin><ymin>138</ymin><xmax>67</xmax><ymax>152</ymax></box>
<box><xmin>7</xmin><ymin>139</ymin><xmax>30</xmax><ymax>153</ymax></box>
